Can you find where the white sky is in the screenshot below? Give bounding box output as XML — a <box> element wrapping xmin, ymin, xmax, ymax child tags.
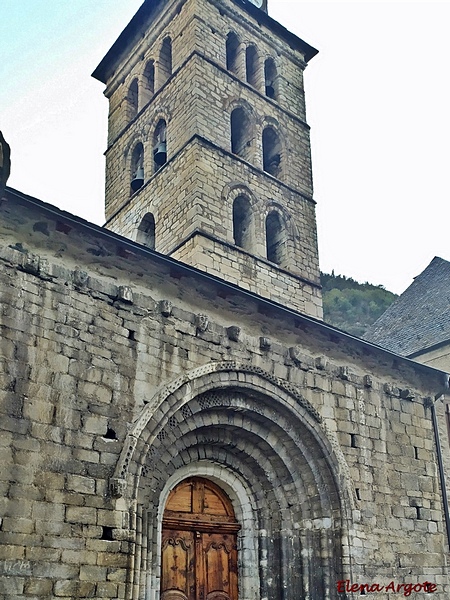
<box><xmin>1</xmin><ymin>0</ymin><xmax>449</xmax><ymax>294</ymax></box>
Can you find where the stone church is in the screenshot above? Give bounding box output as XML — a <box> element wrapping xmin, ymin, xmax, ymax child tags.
<box><xmin>1</xmin><ymin>0</ymin><xmax>450</xmax><ymax>599</ymax></box>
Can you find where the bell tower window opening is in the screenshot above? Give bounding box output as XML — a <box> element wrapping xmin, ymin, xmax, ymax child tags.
<box><xmin>128</xmin><ymin>78</ymin><xmax>139</xmax><ymax>121</ymax></box>
<box><xmin>262</xmin><ymin>126</ymin><xmax>282</xmax><ymax>178</ymax></box>
<box><xmin>226</xmin><ymin>32</ymin><xmax>240</xmax><ymax>75</ymax></box>
<box><xmin>130</xmin><ymin>142</ymin><xmax>144</xmax><ymax>194</ymax></box>
<box><xmin>266</xmin><ymin>211</ymin><xmax>286</xmax><ymax>266</ymax></box>
<box><xmin>230</xmin><ymin>107</ymin><xmax>252</xmax><ymax>162</ymax></box>
<box><xmin>137</xmin><ymin>213</ymin><xmax>156</xmax><ymax>249</ymax></box>
<box><xmin>245</xmin><ymin>45</ymin><xmax>258</xmax><ymax>88</ymax></box>
<box><xmin>159</xmin><ymin>37</ymin><xmax>172</xmax><ymax>87</ymax></box>
<box><xmin>233</xmin><ymin>196</ymin><xmax>253</xmax><ymax>251</ymax></box>
<box><xmin>142</xmin><ymin>60</ymin><xmax>155</xmax><ymax>106</ymax></box>
<box><xmin>264</xmin><ymin>58</ymin><xmax>278</xmax><ymax>100</ymax></box>
<box><xmin>153</xmin><ymin>119</ymin><xmax>167</xmax><ymax>173</ymax></box>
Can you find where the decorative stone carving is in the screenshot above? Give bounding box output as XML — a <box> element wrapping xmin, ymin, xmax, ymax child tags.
<box><xmin>110</xmin><ymin>477</ymin><xmax>127</xmax><ymax>498</ymax></box>
<box><xmin>73</xmin><ymin>269</ymin><xmax>89</xmax><ymax>288</ymax></box>
<box><xmin>195</xmin><ymin>314</ymin><xmax>209</xmax><ymax>333</ymax></box>
<box><xmin>226</xmin><ymin>326</ymin><xmax>240</xmax><ymax>342</ymax></box>
<box><xmin>260</xmin><ymin>336</ymin><xmax>271</xmax><ymax>350</ymax></box>
<box><xmin>160</xmin><ymin>299</ymin><xmax>173</xmax><ymax>317</ymax></box>
<box><xmin>315</xmin><ymin>356</ymin><xmax>327</xmax><ymax>370</ymax></box>
<box><xmin>339</xmin><ymin>366</ymin><xmax>349</xmax><ymax>380</ymax></box>
<box><xmin>118</xmin><ymin>286</ymin><xmax>133</xmax><ymax>303</ymax></box>
<box><xmin>289</xmin><ymin>346</ymin><xmax>302</xmax><ymax>366</ymax></box>
<box><xmin>364</xmin><ymin>375</ymin><xmax>373</xmax><ymax>388</ymax></box>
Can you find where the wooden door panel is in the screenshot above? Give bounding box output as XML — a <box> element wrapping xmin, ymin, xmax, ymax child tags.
<box><xmin>202</xmin><ymin>533</ymin><xmax>238</xmax><ymax>600</ymax></box>
<box><xmin>162</xmin><ymin>529</ymin><xmax>195</xmax><ymax>600</ymax></box>
<box><xmin>162</xmin><ymin>478</ymin><xmax>239</xmax><ymax>600</ymax></box>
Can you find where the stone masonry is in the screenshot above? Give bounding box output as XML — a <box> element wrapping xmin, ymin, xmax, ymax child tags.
<box><xmin>93</xmin><ymin>0</ymin><xmax>322</xmax><ymax>317</ymax></box>
<box><xmin>0</xmin><ymin>187</ymin><xmax>449</xmax><ymax>599</ymax></box>
<box><xmin>1</xmin><ymin>0</ymin><xmax>450</xmax><ymax>599</ymax></box>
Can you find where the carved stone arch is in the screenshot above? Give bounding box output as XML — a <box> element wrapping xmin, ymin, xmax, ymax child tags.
<box><xmin>155</xmin><ymin>464</ymin><xmax>259</xmax><ymax>600</ymax></box>
<box><xmin>112</xmin><ymin>362</ymin><xmax>352</xmax><ymax>507</ymax></box>
<box><xmin>112</xmin><ymin>363</ymin><xmax>353</xmax><ymax>600</ymax></box>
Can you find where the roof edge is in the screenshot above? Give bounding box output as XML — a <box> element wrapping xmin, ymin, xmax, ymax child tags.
<box><xmin>92</xmin><ymin>0</ymin><xmax>318</xmax><ymax>84</ymax></box>
<box><xmin>3</xmin><ymin>185</ymin><xmax>448</xmax><ymax>386</ymax></box>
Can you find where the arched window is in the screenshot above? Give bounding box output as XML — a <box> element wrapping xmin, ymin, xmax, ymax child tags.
<box><xmin>153</xmin><ymin>119</ymin><xmax>167</xmax><ymax>173</ymax></box>
<box><xmin>245</xmin><ymin>45</ymin><xmax>258</xmax><ymax>88</ymax></box>
<box><xmin>128</xmin><ymin>78</ymin><xmax>139</xmax><ymax>121</ymax></box>
<box><xmin>130</xmin><ymin>142</ymin><xmax>144</xmax><ymax>194</ymax></box>
<box><xmin>230</xmin><ymin>107</ymin><xmax>252</xmax><ymax>162</ymax></box>
<box><xmin>226</xmin><ymin>32</ymin><xmax>240</xmax><ymax>75</ymax></box>
<box><xmin>262</xmin><ymin>126</ymin><xmax>282</xmax><ymax>178</ymax></box>
<box><xmin>159</xmin><ymin>37</ymin><xmax>172</xmax><ymax>87</ymax></box>
<box><xmin>137</xmin><ymin>213</ymin><xmax>156</xmax><ymax>249</ymax></box>
<box><xmin>233</xmin><ymin>196</ymin><xmax>252</xmax><ymax>251</ymax></box>
<box><xmin>266</xmin><ymin>211</ymin><xmax>287</xmax><ymax>265</ymax></box>
<box><xmin>264</xmin><ymin>58</ymin><xmax>278</xmax><ymax>100</ymax></box>
<box><xmin>142</xmin><ymin>60</ymin><xmax>155</xmax><ymax>106</ymax></box>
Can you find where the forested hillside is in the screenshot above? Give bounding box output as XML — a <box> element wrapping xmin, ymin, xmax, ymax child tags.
<box><xmin>321</xmin><ymin>272</ymin><xmax>397</xmax><ymax>337</ymax></box>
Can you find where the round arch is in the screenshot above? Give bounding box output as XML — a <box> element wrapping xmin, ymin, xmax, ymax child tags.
<box><xmin>112</xmin><ymin>362</ymin><xmax>353</xmax><ymax>600</ymax></box>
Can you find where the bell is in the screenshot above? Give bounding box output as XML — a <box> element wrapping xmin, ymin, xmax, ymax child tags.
<box><xmin>153</xmin><ymin>141</ymin><xmax>167</xmax><ymax>166</ymax></box>
<box><xmin>265</xmin><ymin>84</ymin><xmax>275</xmax><ymax>99</ymax></box>
<box><xmin>131</xmin><ymin>166</ymin><xmax>144</xmax><ymax>192</ymax></box>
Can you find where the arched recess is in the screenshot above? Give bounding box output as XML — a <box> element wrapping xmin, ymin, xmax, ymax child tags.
<box><xmin>159</xmin><ymin>37</ymin><xmax>173</xmax><ymax>88</ymax></box>
<box><xmin>226</xmin><ymin>32</ymin><xmax>240</xmax><ymax>75</ymax></box>
<box><xmin>130</xmin><ymin>142</ymin><xmax>144</xmax><ymax>195</ymax></box>
<box><xmin>161</xmin><ymin>477</ymin><xmax>239</xmax><ymax>600</ymax></box>
<box><xmin>127</xmin><ymin>78</ymin><xmax>139</xmax><ymax>121</ymax></box>
<box><xmin>262</xmin><ymin>125</ymin><xmax>282</xmax><ymax>179</ymax></box>
<box><xmin>141</xmin><ymin>59</ymin><xmax>155</xmax><ymax>106</ymax></box>
<box><xmin>245</xmin><ymin>45</ymin><xmax>259</xmax><ymax>88</ymax></box>
<box><xmin>232</xmin><ymin>195</ymin><xmax>253</xmax><ymax>251</ymax></box>
<box><xmin>153</xmin><ymin>119</ymin><xmax>168</xmax><ymax>173</ymax></box>
<box><xmin>264</xmin><ymin>57</ymin><xmax>279</xmax><ymax>100</ymax></box>
<box><xmin>265</xmin><ymin>210</ymin><xmax>287</xmax><ymax>265</ymax></box>
<box><xmin>136</xmin><ymin>213</ymin><xmax>155</xmax><ymax>249</ymax></box>
<box><xmin>230</xmin><ymin>106</ymin><xmax>253</xmax><ymax>162</ymax></box>
<box><xmin>111</xmin><ymin>363</ymin><xmax>353</xmax><ymax>600</ymax></box>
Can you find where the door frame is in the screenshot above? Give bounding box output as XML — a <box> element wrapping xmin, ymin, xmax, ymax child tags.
<box><xmin>154</xmin><ymin>463</ymin><xmax>259</xmax><ymax>600</ymax></box>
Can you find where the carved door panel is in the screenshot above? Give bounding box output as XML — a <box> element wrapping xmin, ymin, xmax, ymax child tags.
<box><xmin>161</xmin><ymin>529</ymin><xmax>195</xmax><ymax>600</ymax></box>
<box><xmin>161</xmin><ymin>478</ymin><xmax>240</xmax><ymax>600</ymax></box>
<box><xmin>201</xmin><ymin>532</ymin><xmax>238</xmax><ymax>600</ymax></box>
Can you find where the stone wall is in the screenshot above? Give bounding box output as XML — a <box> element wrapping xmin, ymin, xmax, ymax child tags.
<box><xmin>1</xmin><ymin>190</ymin><xmax>449</xmax><ymax>599</ymax></box>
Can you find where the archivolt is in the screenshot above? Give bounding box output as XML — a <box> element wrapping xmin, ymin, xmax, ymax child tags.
<box><xmin>114</xmin><ymin>362</ymin><xmax>353</xmax><ymax>600</ymax></box>
<box><xmin>112</xmin><ymin>361</ymin><xmax>353</xmax><ymax>514</ymax></box>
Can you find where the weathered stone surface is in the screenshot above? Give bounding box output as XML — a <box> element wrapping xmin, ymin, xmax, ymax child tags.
<box><xmin>1</xmin><ymin>0</ymin><xmax>450</xmax><ymax>599</ymax></box>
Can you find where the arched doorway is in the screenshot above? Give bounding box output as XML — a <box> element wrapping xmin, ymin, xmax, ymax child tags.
<box><xmin>161</xmin><ymin>477</ymin><xmax>240</xmax><ymax>600</ymax></box>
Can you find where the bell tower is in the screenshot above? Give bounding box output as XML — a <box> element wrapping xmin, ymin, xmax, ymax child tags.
<box><xmin>93</xmin><ymin>0</ymin><xmax>322</xmax><ymax>318</ymax></box>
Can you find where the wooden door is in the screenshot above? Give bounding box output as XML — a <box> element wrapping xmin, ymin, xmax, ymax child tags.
<box><xmin>161</xmin><ymin>478</ymin><xmax>240</xmax><ymax>600</ymax></box>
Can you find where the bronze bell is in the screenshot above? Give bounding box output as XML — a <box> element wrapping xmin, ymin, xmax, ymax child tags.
<box><xmin>265</xmin><ymin>84</ymin><xmax>275</xmax><ymax>99</ymax></box>
<box><xmin>153</xmin><ymin>141</ymin><xmax>167</xmax><ymax>166</ymax></box>
<box><xmin>131</xmin><ymin>166</ymin><xmax>144</xmax><ymax>192</ymax></box>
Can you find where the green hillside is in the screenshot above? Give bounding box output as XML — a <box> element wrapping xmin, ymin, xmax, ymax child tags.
<box><xmin>321</xmin><ymin>272</ymin><xmax>397</xmax><ymax>337</ymax></box>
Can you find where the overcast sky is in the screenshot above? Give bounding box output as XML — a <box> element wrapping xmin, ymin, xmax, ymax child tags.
<box><xmin>1</xmin><ymin>0</ymin><xmax>449</xmax><ymax>294</ymax></box>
